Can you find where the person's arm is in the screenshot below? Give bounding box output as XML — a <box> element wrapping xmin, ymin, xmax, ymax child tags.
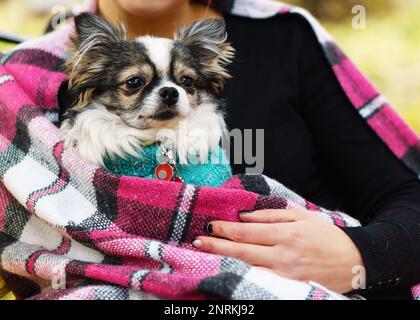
<box><xmin>295</xmin><ymin>15</ymin><xmax>420</xmax><ymax>293</ymax></box>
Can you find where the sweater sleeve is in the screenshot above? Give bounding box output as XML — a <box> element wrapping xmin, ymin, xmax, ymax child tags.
<box><xmin>294</xmin><ymin>15</ymin><xmax>420</xmax><ymax>293</ymax></box>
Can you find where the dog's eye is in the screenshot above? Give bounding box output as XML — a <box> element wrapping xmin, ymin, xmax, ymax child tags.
<box><xmin>126</xmin><ymin>76</ymin><xmax>143</xmax><ymax>90</ymax></box>
<box><xmin>180</xmin><ymin>76</ymin><xmax>194</xmax><ymax>88</ymax></box>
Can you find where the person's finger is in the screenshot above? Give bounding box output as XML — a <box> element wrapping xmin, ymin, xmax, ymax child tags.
<box><xmin>205</xmin><ymin>221</ymin><xmax>281</xmax><ymax>245</ymax></box>
<box><xmin>192</xmin><ymin>236</ymin><xmax>273</xmax><ymax>267</ymax></box>
<box><xmin>239</xmin><ymin>209</ymin><xmax>313</xmax><ymax>223</ymax></box>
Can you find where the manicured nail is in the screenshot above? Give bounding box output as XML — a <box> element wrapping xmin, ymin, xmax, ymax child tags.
<box><xmin>239</xmin><ymin>211</ymin><xmax>253</xmax><ymax>215</ymax></box>
<box><xmin>192</xmin><ymin>239</ymin><xmax>202</xmax><ymax>248</ymax></box>
<box><xmin>205</xmin><ymin>224</ymin><xmax>213</xmax><ymax>234</ymax></box>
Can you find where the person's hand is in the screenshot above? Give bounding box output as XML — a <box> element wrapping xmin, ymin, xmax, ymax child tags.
<box><xmin>192</xmin><ymin>209</ymin><xmax>364</xmax><ymax>294</ymax></box>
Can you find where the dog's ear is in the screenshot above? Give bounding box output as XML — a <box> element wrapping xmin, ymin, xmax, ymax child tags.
<box><xmin>175</xmin><ymin>19</ymin><xmax>235</xmax><ymax>93</ymax></box>
<box><xmin>65</xmin><ymin>13</ymin><xmax>127</xmax><ymax>108</ymax></box>
<box><xmin>72</xmin><ymin>13</ymin><xmax>126</xmax><ymax>47</ymax></box>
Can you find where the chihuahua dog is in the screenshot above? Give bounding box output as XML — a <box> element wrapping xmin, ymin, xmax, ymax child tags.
<box><xmin>61</xmin><ymin>13</ymin><xmax>235</xmax><ymax>170</ymax></box>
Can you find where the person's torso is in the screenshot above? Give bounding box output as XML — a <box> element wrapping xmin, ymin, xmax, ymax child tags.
<box><xmin>222</xmin><ymin>13</ymin><xmax>344</xmax><ymax>211</ymax></box>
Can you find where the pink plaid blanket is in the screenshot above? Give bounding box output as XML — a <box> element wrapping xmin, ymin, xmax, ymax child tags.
<box><xmin>0</xmin><ymin>0</ymin><xmax>419</xmax><ymax>300</ymax></box>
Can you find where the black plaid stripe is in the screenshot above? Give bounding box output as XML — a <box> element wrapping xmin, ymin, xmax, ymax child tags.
<box><xmin>93</xmin><ymin>168</ymin><xmax>121</xmax><ymax>223</ymax></box>
<box><xmin>402</xmin><ymin>142</ymin><xmax>420</xmax><ymax>178</ymax></box>
<box><xmin>321</xmin><ymin>42</ymin><xmax>373</xmax><ymax>108</ymax></box>
<box><xmin>65</xmin><ymin>224</ymin><xmax>95</xmax><ymax>249</ymax></box>
<box><xmin>18</xmin><ymin>105</ymin><xmax>44</xmax><ymax>125</ymax></box>
<box><xmin>130</xmin><ymin>269</ymin><xmax>150</xmax><ymax>291</ymax></box>
<box><xmin>323</xmin><ymin>41</ymin><xmax>347</xmax><ymax>66</ymax></box>
<box><xmin>198</xmin><ymin>273</ymin><xmax>244</xmax><ymax>299</ymax></box>
<box><xmin>0</xmin><ymin>119</ymin><xmax>31</xmax><ymax>179</ymax></box>
<box><xmin>0</xmin><ymin>105</ymin><xmax>43</xmax><ymax>179</ymax></box>
<box><xmin>2</xmin><ymin>197</ymin><xmax>31</xmax><ymax>241</ymax></box>
<box><xmin>253</xmin><ymin>195</ymin><xmax>288</xmax><ymax>211</ymax></box>
<box><xmin>0</xmin><ymin>232</ymin><xmax>16</xmax><ymax>256</ymax></box>
<box><xmin>166</xmin><ymin>183</ymin><xmax>187</xmax><ymax>242</ymax></box>
<box><xmin>166</xmin><ymin>184</ymin><xmax>199</xmax><ymax>244</ymax></box>
<box><xmin>1</xmin><ymin>49</ymin><xmax>65</xmax><ymax>71</ymax></box>
<box><xmin>179</xmin><ymin>188</ymin><xmax>200</xmax><ymax>244</ymax></box>
<box><xmin>144</xmin><ymin>240</ymin><xmax>174</xmax><ymax>274</ymax></box>
<box><xmin>70</xmin><ymin>211</ymin><xmax>115</xmax><ymax>233</ymax></box>
<box><xmin>197</xmin><ymin>257</ymin><xmax>253</xmax><ymax>298</ymax></box>
<box><xmin>238</xmin><ymin>174</ymin><xmax>271</xmax><ymax>195</ymax></box>
<box><xmin>102</xmin><ymin>255</ymin><xmax>123</xmax><ymax>265</ymax></box>
<box><xmin>64</xmin><ymin>260</ymin><xmax>90</xmax><ymax>283</ymax></box>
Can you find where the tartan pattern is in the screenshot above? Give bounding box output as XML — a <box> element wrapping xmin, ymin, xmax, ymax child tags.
<box><xmin>0</xmin><ymin>0</ymin><xmax>418</xmax><ymax>300</ymax></box>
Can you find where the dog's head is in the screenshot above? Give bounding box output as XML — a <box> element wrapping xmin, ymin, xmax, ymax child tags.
<box><xmin>65</xmin><ymin>13</ymin><xmax>235</xmax><ymax>129</ymax></box>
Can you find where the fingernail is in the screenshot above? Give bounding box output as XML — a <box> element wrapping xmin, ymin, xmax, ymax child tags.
<box><xmin>239</xmin><ymin>211</ymin><xmax>253</xmax><ymax>215</ymax></box>
<box><xmin>205</xmin><ymin>224</ymin><xmax>213</xmax><ymax>234</ymax></box>
<box><xmin>192</xmin><ymin>239</ymin><xmax>202</xmax><ymax>248</ymax></box>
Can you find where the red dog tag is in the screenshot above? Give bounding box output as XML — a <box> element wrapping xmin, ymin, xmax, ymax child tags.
<box><xmin>155</xmin><ymin>164</ymin><xmax>174</xmax><ymax>181</ymax></box>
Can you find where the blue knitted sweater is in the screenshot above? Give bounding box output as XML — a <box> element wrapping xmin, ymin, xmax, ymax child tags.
<box><xmin>103</xmin><ymin>145</ymin><xmax>232</xmax><ymax>187</ymax></box>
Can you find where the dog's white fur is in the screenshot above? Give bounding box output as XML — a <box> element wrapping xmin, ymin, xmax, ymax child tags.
<box><xmin>61</xmin><ymin>99</ymin><xmax>226</xmax><ymax>166</ymax></box>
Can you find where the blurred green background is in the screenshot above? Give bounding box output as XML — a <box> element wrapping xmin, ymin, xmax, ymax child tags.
<box><xmin>290</xmin><ymin>0</ymin><xmax>420</xmax><ymax>132</ymax></box>
<box><xmin>0</xmin><ymin>0</ymin><xmax>419</xmax><ymax>132</ymax></box>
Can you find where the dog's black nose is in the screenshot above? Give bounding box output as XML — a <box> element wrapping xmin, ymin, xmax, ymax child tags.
<box><xmin>159</xmin><ymin>87</ymin><xmax>179</xmax><ymax>106</ymax></box>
